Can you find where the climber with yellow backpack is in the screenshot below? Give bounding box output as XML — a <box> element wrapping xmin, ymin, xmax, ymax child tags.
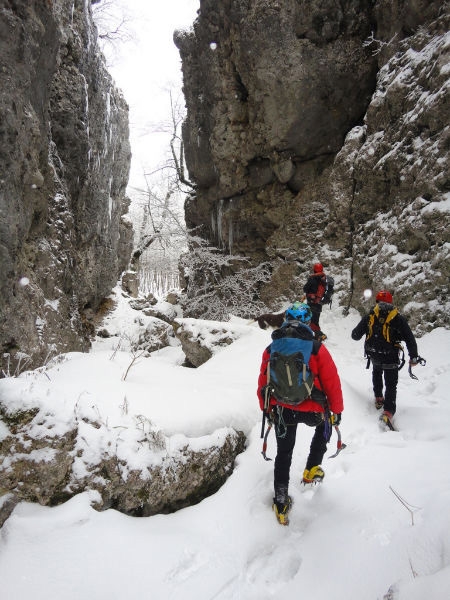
<box><xmin>351</xmin><ymin>290</ymin><xmax>425</xmax><ymax>429</ymax></box>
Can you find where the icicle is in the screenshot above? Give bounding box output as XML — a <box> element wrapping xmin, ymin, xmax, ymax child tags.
<box><xmin>217</xmin><ymin>199</ymin><xmax>224</xmax><ymax>248</ymax></box>
<box><xmin>82</xmin><ymin>0</ymin><xmax>92</xmax><ymax>52</ymax></box>
<box><xmin>226</xmin><ymin>198</ymin><xmax>233</xmax><ymax>254</ymax></box>
<box><xmin>108</xmin><ymin>177</ymin><xmax>113</xmax><ymax>220</ymax></box>
<box><xmin>105</xmin><ymin>90</ymin><xmax>111</xmax><ymax>124</ymax></box>
<box><xmin>80</xmin><ymin>74</ymin><xmax>91</xmax><ymax>167</ymax></box>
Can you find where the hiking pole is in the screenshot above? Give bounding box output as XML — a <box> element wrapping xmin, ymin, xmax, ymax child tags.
<box><xmin>408</xmin><ymin>356</ymin><xmax>426</xmax><ymax>380</ymax></box>
<box><xmin>329</xmin><ymin>425</ymin><xmax>347</xmax><ymax>458</ymax></box>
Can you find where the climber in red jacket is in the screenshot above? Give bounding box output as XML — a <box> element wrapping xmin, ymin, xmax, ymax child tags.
<box><xmin>257</xmin><ymin>301</ymin><xmax>344</xmax><ymax>525</ymax></box>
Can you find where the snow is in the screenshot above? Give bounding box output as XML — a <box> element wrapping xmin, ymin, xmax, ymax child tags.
<box><xmin>1</xmin><ymin>291</ymin><xmax>450</xmax><ymax>600</ymax></box>
<box><xmin>421</xmin><ymin>197</ymin><xmax>450</xmax><ymax>214</ymax></box>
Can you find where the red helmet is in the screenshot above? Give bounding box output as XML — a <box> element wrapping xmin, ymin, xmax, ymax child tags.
<box><xmin>313</xmin><ymin>262</ymin><xmax>323</xmax><ymax>273</ymax></box>
<box><xmin>376</xmin><ymin>290</ymin><xmax>393</xmax><ymax>303</ymax></box>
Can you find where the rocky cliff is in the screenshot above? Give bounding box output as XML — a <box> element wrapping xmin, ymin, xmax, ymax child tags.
<box><xmin>0</xmin><ymin>0</ymin><xmax>133</xmax><ymax>372</ymax></box>
<box><xmin>175</xmin><ymin>0</ymin><xmax>449</xmax><ymax>333</ymax></box>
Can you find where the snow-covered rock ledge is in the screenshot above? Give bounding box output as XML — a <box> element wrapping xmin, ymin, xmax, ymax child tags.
<box><xmin>0</xmin><ymin>291</ymin><xmax>259</xmax><ymax>526</ymax></box>
<box><xmin>0</xmin><ymin>395</ymin><xmax>245</xmax><ymax>525</ymax></box>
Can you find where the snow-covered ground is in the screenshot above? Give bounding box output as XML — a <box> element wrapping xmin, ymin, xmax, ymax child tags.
<box><xmin>1</xmin><ymin>290</ymin><xmax>449</xmax><ymax>600</ymax></box>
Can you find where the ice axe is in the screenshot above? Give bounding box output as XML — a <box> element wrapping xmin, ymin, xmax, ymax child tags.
<box><xmin>408</xmin><ymin>356</ymin><xmax>426</xmax><ymax>380</ymax></box>
<box><xmin>329</xmin><ymin>425</ymin><xmax>346</xmax><ymax>458</ymax></box>
<box><xmin>261</xmin><ymin>419</ymin><xmax>273</xmax><ymax>461</ymax></box>
<box><xmin>260</xmin><ymin>385</ymin><xmax>274</xmax><ymax>461</ymax></box>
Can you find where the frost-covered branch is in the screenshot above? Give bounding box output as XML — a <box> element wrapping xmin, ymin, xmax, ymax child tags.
<box><xmin>363</xmin><ymin>31</ymin><xmax>398</xmax><ymax>56</ymax></box>
<box><xmin>389</xmin><ymin>485</ymin><xmax>421</xmax><ymax>525</ymax></box>
<box><xmin>92</xmin><ymin>0</ymin><xmax>134</xmax><ymax>47</ymax></box>
<box><xmin>179</xmin><ymin>240</ymin><xmax>271</xmax><ymax>319</ymax></box>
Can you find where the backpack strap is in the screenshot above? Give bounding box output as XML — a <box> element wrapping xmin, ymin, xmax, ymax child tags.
<box><xmin>383</xmin><ymin>308</ymin><xmax>398</xmax><ymax>342</ymax></box>
<box><xmin>309</xmin><ymin>342</ymin><xmax>329</xmax><ymax>413</ymax></box>
<box><xmin>312</xmin><ymin>340</ymin><xmax>322</xmax><ymax>355</ymax></box>
<box><xmin>367</xmin><ymin>309</ymin><xmax>375</xmax><ymax>339</ymax></box>
<box><xmin>305</xmin><ymin>341</ymin><xmax>321</xmax><ymax>397</ymax></box>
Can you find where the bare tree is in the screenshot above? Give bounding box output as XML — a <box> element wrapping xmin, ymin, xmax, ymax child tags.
<box><xmin>129</xmin><ymin>91</ymin><xmax>195</xmax><ymax>296</ymax></box>
<box><xmin>168</xmin><ymin>92</ymin><xmax>194</xmax><ymax>190</ymax></box>
<box><xmin>137</xmin><ymin>93</ymin><xmax>272</xmax><ymax>316</ymax></box>
<box><xmin>141</xmin><ymin>90</ymin><xmax>194</xmax><ymax>193</ymax></box>
<box><xmin>92</xmin><ymin>0</ymin><xmax>135</xmax><ymax>52</ymax></box>
<box><xmin>179</xmin><ymin>238</ymin><xmax>272</xmax><ymax>320</ymax></box>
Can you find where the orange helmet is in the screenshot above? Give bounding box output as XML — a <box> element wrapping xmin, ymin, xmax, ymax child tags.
<box><xmin>376</xmin><ymin>290</ymin><xmax>393</xmax><ymax>303</ymax></box>
<box><xmin>313</xmin><ymin>262</ymin><xmax>323</xmax><ymax>273</ymax></box>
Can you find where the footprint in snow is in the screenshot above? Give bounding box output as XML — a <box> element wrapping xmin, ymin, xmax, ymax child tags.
<box><xmin>165</xmin><ymin>549</ymin><xmax>208</xmax><ymax>583</ymax></box>
<box><xmin>244</xmin><ymin>546</ymin><xmax>302</xmax><ymax>588</ymax></box>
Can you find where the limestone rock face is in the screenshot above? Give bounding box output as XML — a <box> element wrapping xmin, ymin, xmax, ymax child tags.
<box><xmin>327</xmin><ymin>9</ymin><xmax>450</xmax><ymax>333</ymax></box>
<box><xmin>0</xmin><ymin>0</ymin><xmax>133</xmax><ymax>371</ymax></box>
<box><xmin>175</xmin><ymin>0</ymin><xmax>377</xmax><ymax>275</ymax></box>
<box><xmin>176</xmin><ymin>0</ymin><xmax>449</xmax><ymax>331</ymax></box>
<box><xmin>177</xmin><ymin>0</ymin><xmax>376</xmax><ymax>192</ymax></box>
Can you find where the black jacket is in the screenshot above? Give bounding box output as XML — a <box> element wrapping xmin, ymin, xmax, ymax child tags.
<box><xmin>303</xmin><ymin>273</ymin><xmax>325</xmax><ymax>304</ymax></box>
<box><xmin>351</xmin><ymin>303</ymin><xmax>418</xmax><ymax>362</ymax></box>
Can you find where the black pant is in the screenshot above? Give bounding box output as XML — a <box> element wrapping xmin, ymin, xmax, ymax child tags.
<box><xmin>307</xmin><ymin>301</ymin><xmax>322</xmax><ymax>328</ymax></box>
<box><xmin>273</xmin><ymin>407</ymin><xmax>329</xmax><ymax>491</ymax></box>
<box><xmin>372</xmin><ymin>365</ymin><xmax>399</xmax><ymax>415</ymax></box>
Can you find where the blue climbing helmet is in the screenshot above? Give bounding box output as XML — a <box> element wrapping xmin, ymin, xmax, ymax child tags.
<box><xmin>284</xmin><ymin>301</ymin><xmax>312</xmax><ymax>324</ymax></box>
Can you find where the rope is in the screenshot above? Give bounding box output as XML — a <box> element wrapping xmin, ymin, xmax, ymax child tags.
<box><xmin>275</xmin><ymin>405</ymin><xmax>288</xmax><ymax>439</ymax></box>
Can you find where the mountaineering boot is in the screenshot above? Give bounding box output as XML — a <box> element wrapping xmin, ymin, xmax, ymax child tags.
<box><xmin>302</xmin><ymin>465</ymin><xmax>325</xmax><ymax>485</ymax></box>
<box><xmin>272</xmin><ymin>486</ymin><xmax>292</xmax><ymax>526</ymax></box>
<box><xmin>374</xmin><ymin>396</ymin><xmax>384</xmax><ymax>410</ymax></box>
<box><xmin>379</xmin><ymin>410</ymin><xmax>395</xmax><ymax>431</ymax></box>
<box><xmin>273</xmin><ymin>498</ymin><xmax>292</xmax><ymax>526</ymax></box>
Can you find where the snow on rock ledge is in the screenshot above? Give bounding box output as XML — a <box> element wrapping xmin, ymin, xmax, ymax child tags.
<box><xmin>0</xmin><ymin>396</ymin><xmax>245</xmax><ymax>525</ymax></box>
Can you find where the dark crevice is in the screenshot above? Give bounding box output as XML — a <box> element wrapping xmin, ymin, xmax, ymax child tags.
<box><xmin>343</xmin><ymin>176</ymin><xmax>357</xmax><ymax>316</ymax></box>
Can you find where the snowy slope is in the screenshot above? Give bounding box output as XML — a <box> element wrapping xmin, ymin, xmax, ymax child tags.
<box><xmin>0</xmin><ymin>293</ymin><xmax>449</xmax><ymax>600</ymax></box>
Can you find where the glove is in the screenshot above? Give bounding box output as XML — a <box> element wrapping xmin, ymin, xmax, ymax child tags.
<box><xmin>409</xmin><ymin>357</ymin><xmax>419</xmax><ymax>366</ymax></box>
<box><xmin>330</xmin><ymin>413</ymin><xmax>341</xmax><ymax>426</ymax></box>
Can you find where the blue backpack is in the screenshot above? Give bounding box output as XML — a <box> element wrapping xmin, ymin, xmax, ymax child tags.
<box><xmin>268</xmin><ymin>321</ymin><xmax>316</xmax><ymax>405</ymax></box>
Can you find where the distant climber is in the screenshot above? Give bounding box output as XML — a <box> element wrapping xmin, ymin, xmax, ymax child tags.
<box><xmin>351</xmin><ymin>290</ymin><xmax>422</xmax><ymax>429</ymax></box>
<box><xmin>303</xmin><ymin>262</ymin><xmax>334</xmax><ymax>341</ymax></box>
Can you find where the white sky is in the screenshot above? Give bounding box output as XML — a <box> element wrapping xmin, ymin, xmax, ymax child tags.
<box><xmin>98</xmin><ymin>0</ymin><xmax>200</xmax><ymax>193</ymax></box>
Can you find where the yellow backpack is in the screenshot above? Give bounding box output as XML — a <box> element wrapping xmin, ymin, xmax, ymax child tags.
<box><xmin>365</xmin><ymin>304</ymin><xmax>405</xmax><ymax>368</ymax></box>
<box><xmin>367</xmin><ymin>304</ymin><xmax>398</xmax><ymax>343</ymax></box>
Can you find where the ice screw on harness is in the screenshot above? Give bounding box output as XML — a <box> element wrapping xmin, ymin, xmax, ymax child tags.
<box><xmin>408</xmin><ymin>356</ymin><xmax>426</xmax><ymax>380</ymax></box>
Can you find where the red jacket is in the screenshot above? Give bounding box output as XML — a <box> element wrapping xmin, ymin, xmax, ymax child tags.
<box><xmin>257</xmin><ymin>342</ymin><xmax>344</xmax><ymax>414</ymax></box>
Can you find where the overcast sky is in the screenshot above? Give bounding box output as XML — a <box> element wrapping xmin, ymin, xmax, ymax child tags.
<box><xmin>97</xmin><ymin>0</ymin><xmax>200</xmax><ymax>192</ymax></box>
